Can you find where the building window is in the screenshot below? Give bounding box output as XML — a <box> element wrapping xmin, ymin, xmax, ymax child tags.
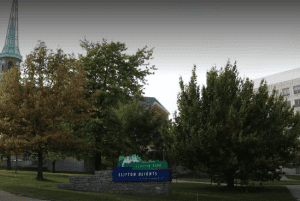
<box><xmin>295</xmin><ymin>99</ymin><xmax>300</xmax><ymax>108</ymax></box>
<box><xmin>283</xmin><ymin>101</ymin><xmax>292</xmax><ymax>111</ymax></box>
<box><xmin>282</xmin><ymin>88</ymin><xmax>290</xmax><ymax>96</ymax></box>
<box><xmin>8</xmin><ymin>62</ymin><xmax>13</xmax><ymax>70</ymax></box>
<box><xmin>271</xmin><ymin>89</ymin><xmax>279</xmax><ymax>96</ymax></box>
<box><xmin>294</xmin><ymin>85</ymin><xmax>300</xmax><ymax>95</ymax></box>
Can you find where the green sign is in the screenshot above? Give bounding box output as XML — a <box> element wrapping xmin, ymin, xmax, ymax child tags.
<box><xmin>117</xmin><ymin>154</ymin><xmax>168</xmax><ymax>169</ymax></box>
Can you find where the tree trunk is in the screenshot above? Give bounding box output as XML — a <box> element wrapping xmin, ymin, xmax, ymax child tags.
<box><xmin>37</xmin><ymin>151</ymin><xmax>44</xmax><ymax>180</ymax></box>
<box><xmin>226</xmin><ymin>174</ymin><xmax>235</xmax><ymax>188</ymax></box>
<box><xmin>0</xmin><ymin>155</ymin><xmax>3</xmax><ymax>167</ymax></box>
<box><xmin>94</xmin><ymin>151</ymin><xmax>102</xmax><ymax>171</ymax></box>
<box><xmin>51</xmin><ymin>160</ymin><xmax>56</xmax><ymax>173</ymax></box>
<box><xmin>224</xmin><ymin>169</ymin><xmax>237</xmax><ymax>188</ymax></box>
<box><xmin>6</xmin><ymin>154</ymin><xmax>12</xmax><ymax>170</ymax></box>
<box><xmin>15</xmin><ymin>153</ymin><xmax>17</xmax><ymax>173</ymax></box>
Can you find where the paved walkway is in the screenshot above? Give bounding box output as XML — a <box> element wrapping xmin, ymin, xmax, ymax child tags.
<box><xmin>0</xmin><ymin>190</ymin><xmax>54</xmax><ymax>201</ymax></box>
<box><xmin>173</xmin><ymin>174</ymin><xmax>299</xmax><ymax>184</ymax></box>
<box><xmin>0</xmin><ymin>175</ymin><xmax>299</xmax><ymax>201</ymax></box>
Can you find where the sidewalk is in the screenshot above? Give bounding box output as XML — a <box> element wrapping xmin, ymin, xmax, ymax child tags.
<box><xmin>172</xmin><ymin>179</ymin><xmax>257</xmax><ymax>186</ymax></box>
<box><xmin>0</xmin><ymin>189</ymin><xmax>54</xmax><ymax>201</ymax></box>
<box><xmin>172</xmin><ymin>174</ymin><xmax>300</xmax><ymax>186</ymax></box>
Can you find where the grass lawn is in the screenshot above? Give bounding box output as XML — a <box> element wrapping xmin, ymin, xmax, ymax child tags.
<box><xmin>0</xmin><ymin>166</ymin><xmax>299</xmax><ymax>201</ymax></box>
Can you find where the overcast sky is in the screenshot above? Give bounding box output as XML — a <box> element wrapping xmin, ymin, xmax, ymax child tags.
<box><xmin>1</xmin><ymin>0</ymin><xmax>300</xmax><ymax>124</ymax></box>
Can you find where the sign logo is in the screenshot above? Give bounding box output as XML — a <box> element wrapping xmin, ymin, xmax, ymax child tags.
<box><xmin>112</xmin><ymin>154</ymin><xmax>172</xmax><ymax>182</ymax></box>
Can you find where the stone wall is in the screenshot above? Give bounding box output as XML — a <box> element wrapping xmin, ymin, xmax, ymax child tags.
<box><xmin>58</xmin><ymin>170</ymin><xmax>172</xmax><ymax>196</ymax></box>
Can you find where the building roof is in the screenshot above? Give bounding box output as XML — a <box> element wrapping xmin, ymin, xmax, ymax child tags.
<box><xmin>252</xmin><ymin>67</ymin><xmax>300</xmax><ymax>89</ymax></box>
<box><xmin>129</xmin><ymin>96</ymin><xmax>170</xmax><ymax>116</ymax></box>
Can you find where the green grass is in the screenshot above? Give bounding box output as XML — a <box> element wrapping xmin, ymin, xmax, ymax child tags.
<box><xmin>0</xmin><ymin>166</ymin><xmax>299</xmax><ymax>201</ymax></box>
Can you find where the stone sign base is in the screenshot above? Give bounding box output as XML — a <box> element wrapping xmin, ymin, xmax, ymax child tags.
<box><xmin>57</xmin><ymin>170</ymin><xmax>172</xmax><ymax>196</ymax></box>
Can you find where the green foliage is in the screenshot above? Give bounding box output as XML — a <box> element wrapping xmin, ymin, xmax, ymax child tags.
<box><xmin>44</xmin><ymin>37</ymin><xmax>160</xmax><ymax>171</ymax></box>
<box><xmin>158</xmin><ymin>64</ymin><xmax>206</xmax><ymax>173</ymax></box>
<box><xmin>0</xmin><ymin>40</ymin><xmax>103</xmax><ymax>179</ymax></box>
<box><xmin>109</xmin><ymin>95</ymin><xmax>171</xmax><ymax>164</ymax></box>
<box><xmin>159</xmin><ymin>59</ymin><xmax>300</xmax><ymax>188</ymax></box>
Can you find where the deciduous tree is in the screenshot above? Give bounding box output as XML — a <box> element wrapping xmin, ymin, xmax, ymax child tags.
<box><xmin>108</xmin><ymin>95</ymin><xmax>170</xmax><ymax>165</ymax></box>
<box><xmin>0</xmin><ymin>40</ymin><xmax>104</xmax><ymax>180</ymax></box>
<box><xmin>160</xmin><ymin>60</ymin><xmax>300</xmax><ymax>188</ymax></box>
<box><xmin>51</xmin><ymin>37</ymin><xmax>159</xmax><ymax>171</ymax></box>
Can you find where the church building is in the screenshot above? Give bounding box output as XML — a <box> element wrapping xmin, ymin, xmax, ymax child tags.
<box><xmin>0</xmin><ymin>0</ymin><xmax>25</xmax><ymax>161</ymax></box>
<box><xmin>0</xmin><ymin>0</ymin><xmax>22</xmax><ymax>77</ymax></box>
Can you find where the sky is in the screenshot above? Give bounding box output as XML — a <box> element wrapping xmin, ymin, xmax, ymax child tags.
<box><xmin>1</xmin><ymin>0</ymin><xmax>300</xmax><ymax>125</ymax></box>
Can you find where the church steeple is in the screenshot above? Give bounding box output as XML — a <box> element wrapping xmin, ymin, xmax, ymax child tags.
<box><xmin>0</xmin><ymin>0</ymin><xmax>22</xmax><ymax>76</ymax></box>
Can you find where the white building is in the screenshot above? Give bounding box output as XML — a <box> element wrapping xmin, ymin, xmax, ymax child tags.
<box><xmin>251</xmin><ymin>67</ymin><xmax>300</xmax><ymax>175</ymax></box>
<box><xmin>252</xmin><ymin>67</ymin><xmax>300</xmax><ymax>139</ymax></box>
<box><xmin>252</xmin><ymin>67</ymin><xmax>300</xmax><ymax>116</ymax></box>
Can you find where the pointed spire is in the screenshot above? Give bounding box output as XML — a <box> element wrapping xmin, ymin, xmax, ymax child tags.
<box><xmin>0</xmin><ymin>0</ymin><xmax>22</xmax><ymax>61</ymax></box>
